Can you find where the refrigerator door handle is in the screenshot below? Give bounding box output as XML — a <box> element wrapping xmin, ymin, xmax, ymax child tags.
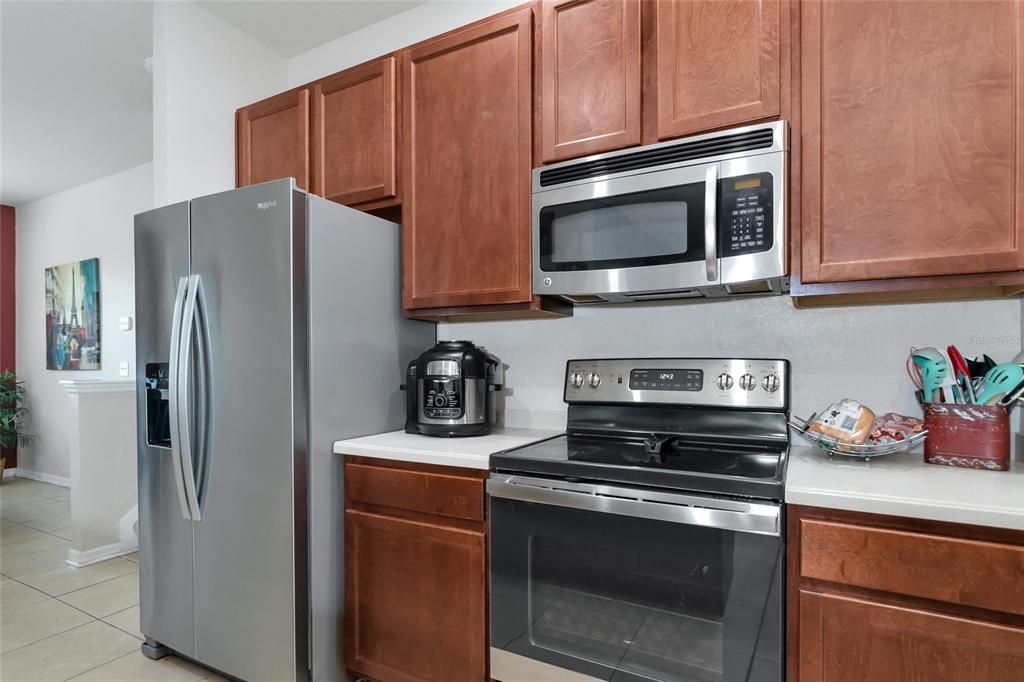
<box><xmin>167</xmin><ymin>276</ymin><xmax>193</xmax><ymax>520</ymax></box>
<box><xmin>192</xmin><ymin>274</ymin><xmax>213</xmax><ymax>516</ymax></box>
<box><xmin>178</xmin><ymin>274</ymin><xmax>204</xmax><ymax>521</ymax></box>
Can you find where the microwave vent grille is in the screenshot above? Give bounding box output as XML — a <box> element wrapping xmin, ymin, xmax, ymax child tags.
<box><xmin>538</xmin><ymin>127</ymin><xmax>774</xmax><ymax>187</ymax></box>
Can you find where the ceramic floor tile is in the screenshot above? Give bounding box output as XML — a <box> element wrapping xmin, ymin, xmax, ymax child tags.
<box><xmin>0</xmin><ymin>545</ymin><xmax>70</xmax><ymax>578</ymax></box>
<box><xmin>60</xmin><ymin>573</ymin><xmax>139</xmax><ymax>619</ymax></box>
<box><xmin>20</xmin><ymin>513</ymin><xmax>73</xmax><ymax>536</ymax></box>
<box><xmin>17</xmin><ymin>557</ymin><xmax>136</xmax><ymax>597</ymax></box>
<box><xmin>67</xmin><ymin>650</ymin><xmax>213</xmax><ymax>682</ymax></box>
<box><xmin>0</xmin><ymin>597</ymin><xmax>93</xmax><ymax>653</ymax></box>
<box><xmin>122</xmin><ymin>552</ymin><xmax>138</xmax><ymax>564</ymax></box>
<box><xmin>101</xmin><ymin>605</ymin><xmax>141</xmax><ymax>640</ymax></box>
<box><xmin>0</xmin><ymin>498</ymin><xmax>69</xmax><ymax>524</ymax></box>
<box><xmin>0</xmin><ymin>578</ymin><xmax>50</xmax><ymax>613</ymax></box>
<box><xmin>0</xmin><ymin>620</ymin><xmax>139</xmax><ymax>681</ymax></box>
<box><xmin>33</xmin><ymin>485</ymin><xmax>71</xmax><ymax>502</ymax></box>
<box><xmin>0</xmin><ymin>527</ymin><xmax>70</xmax><ymax>558</ymax></box>
<box><xmin>48</xmin><ymin>525</ymin><xmax>72</xmax><ymax>541</ymax></box>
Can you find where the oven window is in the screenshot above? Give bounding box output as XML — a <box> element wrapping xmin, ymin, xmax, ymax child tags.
<box><xmin>491</xmin><ymin>497</ymin><xmax>783</xmax><ymax>682</ymax></box>
<box><xmin>538</xmin><ymin>184</ymin><xmax>707</xmax><ymax>272</ymax></box>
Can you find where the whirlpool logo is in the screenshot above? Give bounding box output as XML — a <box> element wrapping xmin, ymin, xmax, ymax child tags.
<box><xmin>256</xmin><ymin>199</ymin><xmax>277</xmax><ymax>211</ymax></box>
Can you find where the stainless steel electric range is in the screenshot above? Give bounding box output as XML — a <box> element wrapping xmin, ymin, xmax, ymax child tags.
<box><xmin>488</xmin><ymin>358</ymin><xmax>789</xmax><ymax>682</ymax></box>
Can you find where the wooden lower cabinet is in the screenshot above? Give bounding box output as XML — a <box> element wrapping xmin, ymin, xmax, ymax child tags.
<box><xmin>798</xmin><ymin>591</ymin><xmax>1024</xmax><ymax>682</ymax></box>
<box><xmin>343</xmin><ymin>456</ymin><xmax>488</xmax><ymax>682</ymax></box>
<box><xmin>789</xmin><ymin>505</ymin><xmax>1024</xmax><ymax>682</ymax></box>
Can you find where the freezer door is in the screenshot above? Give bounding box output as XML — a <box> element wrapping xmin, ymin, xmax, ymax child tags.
<box><xmin>188</xmin><ymin>180</ymin><xmax>305</xmax><ymax>681</ymax></box>
<box><xmin>134</xmin><ymin>202</ymin><xmax>196</xmax><ymax>657</ymax></box>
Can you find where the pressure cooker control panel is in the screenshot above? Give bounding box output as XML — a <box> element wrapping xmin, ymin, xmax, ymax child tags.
<box><xmin>424</xmin><ymin>378</ymin><xmax>463</xmax><ymax>419</ymax></box>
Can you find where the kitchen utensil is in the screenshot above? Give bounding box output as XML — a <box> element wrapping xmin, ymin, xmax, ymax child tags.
<box><xmin>947</xmin><ymin>345</ymin><xmax>975</xmax><ymax>403</ymax></box>
<box><xmin>966</xmin><ymin>355</ymin><xmax>997</xmax><ymax>379</ymax></box>
<box><xmin>975</xmin><ymin>363</ymin><xmax>1024</xmax><ymax>406</ymax></box>
<box><xmin>912</xmin><ymin>349</ymin><xmax>949</xmax><ymax>403</ymax></box>
<box><xmin>997</xmin><ymin>375</ymin><xmax>1024</xmax><ymax>406</ymax></box>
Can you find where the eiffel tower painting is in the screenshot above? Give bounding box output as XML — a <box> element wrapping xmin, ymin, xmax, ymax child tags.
<box><xmin>44</xmin><ymin>258</ymin><xmax>101</xmax><ymax>370</ymax></box>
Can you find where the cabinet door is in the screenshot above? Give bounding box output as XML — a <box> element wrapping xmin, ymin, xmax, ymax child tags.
<box><xmin>236</xmin><ymin>88</ymin><xmax>311</xmax><ymax>191</ymax></box>
<box><xmin>313</xmin><ymin>56</ymin><xmax>398</xmax><ymax>207</ymax></box>
<box><xmin>801</xmin><ymin>1</ymin><xmax>1024</xmax><ymax>283</ymax></box>
<box><xmin>403</xmin><ymin>9</ymin><xmax>533</xmax><ymax>310</ymax></box>
<box><xmin>798</xmin><ymin>591</ymin><xmax>1024</xmax><ymax>682</ymax></box>
<box><xmin>344</xmin><ymin>510</ymin><xmax>487</xmax><ymax>682</ymax></box>
<box><xmin>652</xmin><ymin>0</ymin><xmax>781</xmax><ymax>140</ymax></box>
<box><xmin>540</xmin><ymin>0</ymin><xmax>641</xmax><ymax>162</ymax></box>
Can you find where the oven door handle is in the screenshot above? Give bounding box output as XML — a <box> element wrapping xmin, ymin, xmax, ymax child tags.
<box><xmin>487</xmin><ymin>475</ymin><xmax>780</xmax><ymax>536</ymax></box>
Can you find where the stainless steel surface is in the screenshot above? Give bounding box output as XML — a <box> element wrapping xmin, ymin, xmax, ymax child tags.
<box><xmin>532</xmin><ymin>120</ymin><xmax>788</xmax><ymax>193</ymax></box>
<box><xmin>134</xmin><ymin>201</ymin><xmax>196</xmax><ymax>658</ymax></box>
<box><xmin>564</xmin><ymin>358</ymin><xmax>788</xmax><ymax>409</ymax></box>
<box><xmin>306</xmin><ymin>193</ymin><xmax>435</xmax><ymax>682</ymax></box>
<box><xmin>716</xmin><ymin>372</ymin><xmax>734</xmax><ymax>390</ymax></box>
<box><xmin>762</xmin><ymin>374</ymin><xmax>780</xmax><ymax>393</ymax></box>
<box><xmin>491</xmin><ymin>649</ymin><xmax>602</xmax><ymax>682</ymax></box>
<box><xmin>587</xmin><ymin>372</ymin><xmax>601</xmax><ymax>389</ymax></box>
<box><xmin>426</xmin><ymin>359</ymin><xmax>460</xmax><ymax>376</ymax></box>
<box><xmin>487</xmin><ymin>474</ymin><xmax>781</xmax><ymax>536</ymax></box>
<box><xmin>189</xmin><ymin>181</ymin><xmax>302</xmax><ymax>681</ymax></box>
<box><xmin>570</xmin><ymin>372</ymin><xmax>584</xmax><ymax>389</ymax></box>
<box><xmin>739</xmin><ymin>373</ymin><xmax>757</xmax><ymax>391</ymax></box>
<box><xmin>533</xmin><ymin>160</ymin><xmax>714</xmax><ymax>298</ymax></box>
<box><xmin>704</xmin><ymin>164</ymin><xmax>719</xmax><ymax>282</ymax></box>
<box><xmin>532</xmin><ymin>122</ymin><xmax>788</xmax><ymax>302</ymax></box>
<box><xmin>416</xmin><ymin>377</ymin><xmax>488</xmax><ymax>425</ymax></box>
<box><xmin>167</xmin><ymin>276</ymin><xmax>191</xmax><ymax>521</ymax></box>
<box><xmin>177</xmin><ymin>275</ymin><xmax>202</xmax><ymax>522</ymax></box>
<box><xmin>192</xmin><ymin>276</ymin><xmax>213</xmax><ymax>513</ymax></box>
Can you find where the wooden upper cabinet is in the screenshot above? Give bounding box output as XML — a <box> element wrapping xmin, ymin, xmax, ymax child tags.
<box><xmin>236</xmin><ymin>88</ymin><xmax>311</xmax><ymax>191</ymax></box>
<box><xmin>402</xmin><ymin>9</ymin><xmax>533</xmax><ymax>310</ymax></box>
<box><xmin>539</xmin><ymin>0</ymin><xmax>641</xmax><ymax>162</ymax></box>
<box><xmin>312</xmin><ymin>56</ymin><xmax>399</xmax><ymax>207</ymax></box>
<box><xmin>652</xmin><ymin>0</ymin><xmax>781</xmax><ymax>140</ymax></box>
<box><xmin>800</xmin><ymin>1</ymin><xmax>1024</xmax><ymax>284</ymax></box>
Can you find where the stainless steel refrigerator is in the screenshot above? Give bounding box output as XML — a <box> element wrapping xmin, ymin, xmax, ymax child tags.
<box><xmin>134</xmin><ymin>179</ymin><xmax>434</xmax><ymax>681</ymax></box>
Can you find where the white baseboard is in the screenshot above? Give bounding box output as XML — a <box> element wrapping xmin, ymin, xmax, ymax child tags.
<box><xmin>66</xmin><ymin>542</ymin><xmax>135</xmax><ymax>568</ymax></box>
<box><xmin>2</xmin><ymin>468</ymin><xmax>71</xmax><ymax>487</ymax></box>
<box><xmin>119</xmin><ymin>506</ymin><xmax>139</xmax><ymax>553</ymax></box>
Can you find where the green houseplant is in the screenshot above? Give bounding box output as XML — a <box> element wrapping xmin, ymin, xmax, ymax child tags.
<box><xmin>0</xmin><ymin>370</ymin><xmax>33</xmax><ymax>473</ymax></box>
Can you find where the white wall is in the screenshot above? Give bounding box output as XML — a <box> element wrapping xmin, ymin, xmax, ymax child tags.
<box><xmin>153</xmin><ymin>1</ymin><xmax>288</xmax><ymax>206</ymax></box>
<box><xmin>15</xmin><ymin>163</ymin><xmax>153</xmax><ymax>479</ymax></box>
<box><xmin>441</xmin><ymin>297</ymin><xmax>1023</xmax><ymax>429</ymax></box>
<box><xmin>287</xmin><ymin>0</ymin><xmax>519</xmax><ymax>86</ymax></box>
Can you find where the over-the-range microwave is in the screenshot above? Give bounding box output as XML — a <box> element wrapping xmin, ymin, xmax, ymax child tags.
<box><xmin>532</xmin><ymin>121</ymin><xmax>788</xmax><ymax>304</ymax></box>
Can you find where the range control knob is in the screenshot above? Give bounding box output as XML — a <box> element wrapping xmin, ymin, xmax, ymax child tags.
<box><xmin>570</xmin><ymin>372</ymin><xmax>584</xmax><ymax>389</ymax></box>
<box><xmin>587</xmin><ymin>372</ymin><xmax>601</xmax><ymax>389</ymax></box>
<box><xmin>715</xmin><ymin>373</ymin><xmax>734</xmax><ymax>390</ymax></box>
<box><xmin>762</xmin><ymin>374</ymin><xmax>780</xmax><ymax>393</ymax></box>
<box><xmin>739</xmin><ymin>373</ymin><xmax>757</xmax><ymax>391</ymax></box>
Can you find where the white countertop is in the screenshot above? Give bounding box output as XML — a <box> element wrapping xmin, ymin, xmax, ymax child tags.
<box><xmin>786</xmin><ymin>445</ymin><xmax>1024</xmax><ymax>531</ymax></box>
<box><xmin>333</xmin><ymin>428</ymin><xmax>561</xmax><ymax>469</ymax></box>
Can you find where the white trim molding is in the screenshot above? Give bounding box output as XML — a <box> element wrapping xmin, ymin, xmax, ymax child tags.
<box><xmin>60</xmin><ymin>379</ymin><xmax>135</xmax><ymax>395</ymax></box>
<box><xmin>66</xmin><ymin>542</ymin><xmax>135</xmax><ymax>568</ymax></box>
<box><xmin>3</xmin><ymin>468</ymin><xmax>71</xmax><ymax>487</ymax></box>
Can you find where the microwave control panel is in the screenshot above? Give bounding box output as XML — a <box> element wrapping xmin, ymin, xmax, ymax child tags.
<box><xmin>720</xmin><ymin>172</ymin><xmax>773</xmax><ymax>256</ymax></box>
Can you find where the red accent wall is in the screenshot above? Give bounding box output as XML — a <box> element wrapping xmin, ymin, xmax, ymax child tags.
<box><xmin>1</xmin><ymin>204</ymin><xmax>16</xmax><ymax>468</ymax></box>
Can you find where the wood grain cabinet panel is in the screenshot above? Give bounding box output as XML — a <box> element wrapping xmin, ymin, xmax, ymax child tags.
<box><xmin>344</xmin><ymin>460</ymin><xmax>485</xmax><ymax>522</ymax></box>
<box><xmin>540</xmin><ymin>0</ymin><xmax>641</xmax><ymax>162</ymax></box>
<box><xmin>402</xmin><ymin>9</ymin><xmax>534</xmax><ymax>310</ymax></box>
<box><xmin>312</xmin><ymin>56</ymin><xmax>398</xmax><ymax>207</ymax></box>
<box><xmin>236</xmin><ymin>88</ymin><xmax>311</xmax><ymax>191</ymax></box>
<box><xmin>344</xmin><ymin>510</ymin><xmax>487</xmax><ymax>682</ymax></box>
<box><xmin>800</xmin><ymin>0</ymin><xmax>1024</xmax><ymax>283</ymax></box>
<box><xmin>652</xmin><ymin>0</ymin><xmax>781</xmax><ymax>140</ymax></box>
<box><xmin>798</xmin><ymin>591</ymin><xmax>1024</xmax><ymax>682</ymax></box>
<box><xmin>799</xmin><ymin>519</ymin><xmax>1024</xmax><ymax>616</ymax></box>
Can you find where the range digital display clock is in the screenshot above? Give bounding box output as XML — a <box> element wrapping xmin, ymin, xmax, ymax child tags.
<box><xmin>628</xmin><ymin>369</ymin><xmax>703</xmax><ymax>392</ymax></box>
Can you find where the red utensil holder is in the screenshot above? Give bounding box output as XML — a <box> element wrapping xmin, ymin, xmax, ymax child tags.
<box><xmin>923</xmin><ymin>404</ymin><xmax>1010</xmax><ymax>471</ymax></box>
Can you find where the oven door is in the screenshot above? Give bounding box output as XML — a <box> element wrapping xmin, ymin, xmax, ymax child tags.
<box><xmin>488</xmin><ymin>475</ymin><xmax>783</xmax><ymax>682</ymax></box>
<box><xmin>533</xmin><ymin>163</ymin><xmax>721</xmax><ymax>298</ymax></box>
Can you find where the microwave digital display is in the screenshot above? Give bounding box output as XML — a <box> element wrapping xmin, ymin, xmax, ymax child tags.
<box><xmin>734</xmin><ymin>178</ymin><xmax>761</xmax><ymax>190</ymax></box>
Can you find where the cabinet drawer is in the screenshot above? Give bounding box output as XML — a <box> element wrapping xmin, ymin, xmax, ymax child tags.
<box><xmin>344</xmin><ymin>460</ymin><xmax>485</xmax><ymax>522</ymax></box>
<box><xmin>800</xmin><ymin>519</ymin><xmax>1024</xmax><ymax>616</ymax></box>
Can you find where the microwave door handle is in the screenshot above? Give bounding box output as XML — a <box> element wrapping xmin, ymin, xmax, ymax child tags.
<box><xmin>704</xmin><ymin>165</ymin><xmax>718</xmax><ymax>282</ymax></box>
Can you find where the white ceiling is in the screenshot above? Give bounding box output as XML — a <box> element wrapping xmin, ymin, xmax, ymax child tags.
<box><xmin>1</xmin><ymin>1</ymin><xmax>155</xmax><ymax>206</ymax></box>
<box><xmin>198</xmin><ymin>0</ymin><xmax>426</xmax><ymax>57</ymax></box>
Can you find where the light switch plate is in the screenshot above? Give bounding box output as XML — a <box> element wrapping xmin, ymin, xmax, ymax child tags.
<box><xmin>119</xmin><ymin>316</ymin><xmax>133</xmax><ymax>331</ymax></box>
<box><xmin>119</xmin><ymin>361</ymin><xmax>130</xmax><ymax>377</ymax></box>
